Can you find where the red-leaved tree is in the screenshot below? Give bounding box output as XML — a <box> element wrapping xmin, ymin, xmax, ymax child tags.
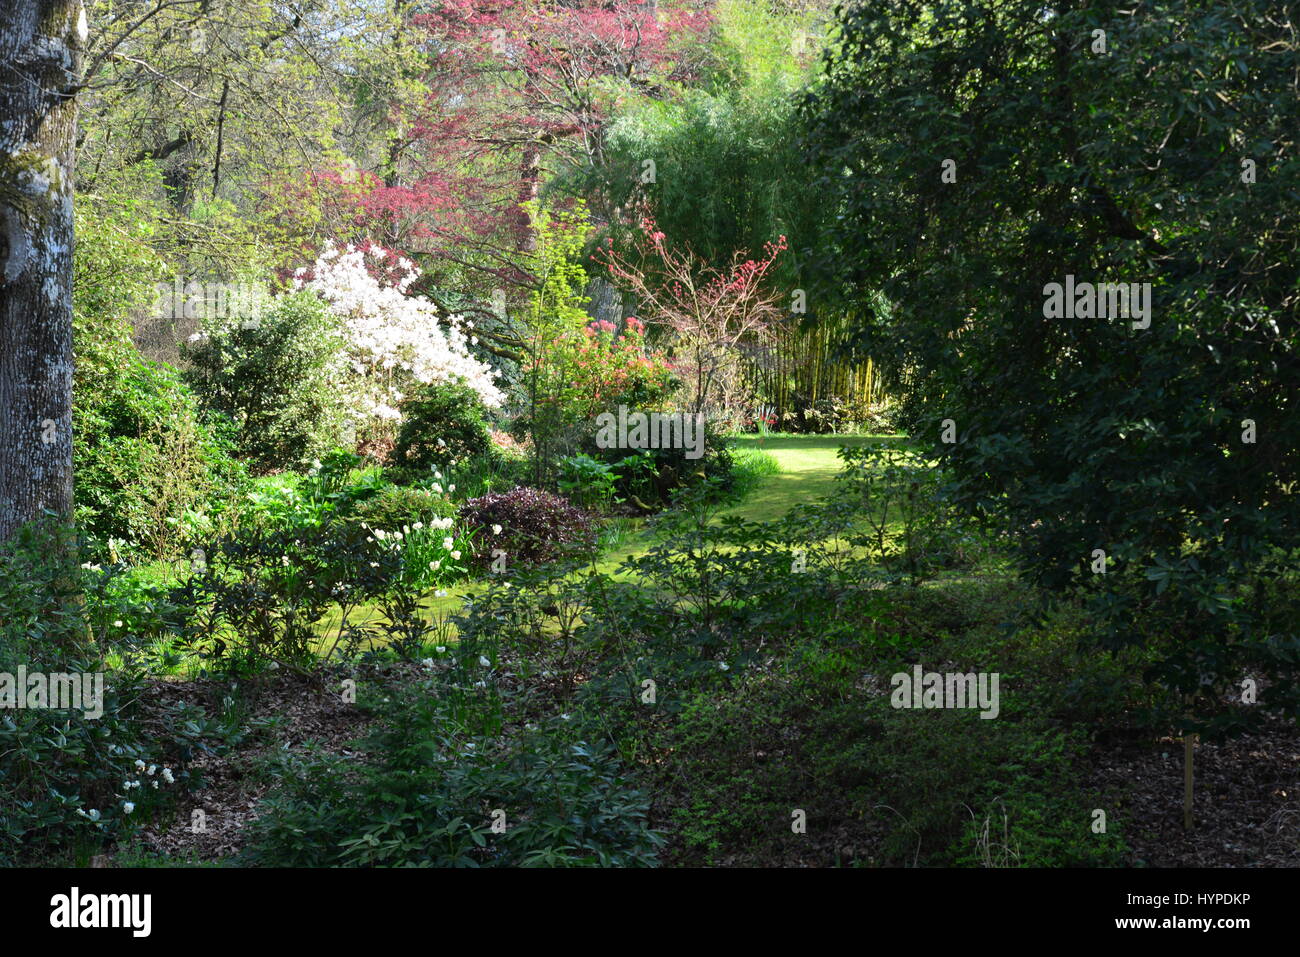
<box><xmin>364</xmin><ymin>0</ymin><xmax>712</xmax><ymax>294</ymax></box>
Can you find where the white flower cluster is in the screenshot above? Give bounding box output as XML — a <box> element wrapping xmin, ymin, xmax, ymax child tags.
<box><xmin>76</xmin><ymin>759</ymin><xmax>177</xmax><ymax>823</ymax></box>
<box><xmin>367</xmin><ymin>516</ymin><xmax>455</xmax><ymax>548</ymax></box>
<box><xmin>293</xmin><ymin>242</ymin><xmax>503</xmax><ymax>422</ymax></box>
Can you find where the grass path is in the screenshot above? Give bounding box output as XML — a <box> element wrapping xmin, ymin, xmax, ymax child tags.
<box><xmin>589</xmin><ymin>433</ymin><xmax>895</xmax><ymax>576</ymax></box>
<box><xmin>719</xmin><ymin>434</ymin><xmax>888</xmax><ymax>523</ymax></box>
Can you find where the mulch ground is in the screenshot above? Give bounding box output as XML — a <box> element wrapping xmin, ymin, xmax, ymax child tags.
<box><xmin>1089</xmin><ymin>712</ymin><xmax>1300</xmax><ymax>867</ymax></box>
<box><xmin>129</xmin><ymin>667</ymin><xmax>391</xmax><ymax>863</ymax></box>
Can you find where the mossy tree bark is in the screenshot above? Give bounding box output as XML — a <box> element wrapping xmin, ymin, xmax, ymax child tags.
<box><xmin>0</xmin><ymin>0</ymin><xmax>84</xmax><ymax>543</ymax></box>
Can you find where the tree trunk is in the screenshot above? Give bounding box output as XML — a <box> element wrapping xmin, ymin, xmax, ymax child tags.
<box><xmin>513</xmin><ymin>139</ymin><xmax>542</xmax><ymax>253</ymax></box>
<box><xmin>585</xmin><ymin>276</ymin><xmax>626</xmax><ymax>327</ymax></box>
<box><xmin>0</xmin><ymin>0</ymin><xmax>84</xmax><ymax>543</ymax></box>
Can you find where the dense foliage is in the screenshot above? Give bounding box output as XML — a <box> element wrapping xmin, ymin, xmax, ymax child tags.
<box><xmin>2</xmin><ymin>0</ymin><xmax>1294</xmax><ymax>874</ymax></box>
<box><xmin>803</xmin><ymin>0</ymin><xmax>1300</xmax><ymax>734</ymax></box>
<box><xmin>391</xmin><ymin>380</ymin><xmax>495</xmax><ymax>474</ymax></box>
<box><xmin>183</xmin><ymin>292</ymin><xmax>349</xmax><ymax>473</ymax></box>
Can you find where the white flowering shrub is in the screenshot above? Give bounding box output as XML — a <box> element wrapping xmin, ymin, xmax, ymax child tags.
<box><xmin>293</xmin><ymin>242</ymin><xmax>503</xmax><ymax>432</ymax></box>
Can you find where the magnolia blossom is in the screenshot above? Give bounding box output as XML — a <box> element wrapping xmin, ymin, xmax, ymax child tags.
<box><xmin>293</xmin><ymin>242</ymin><xmax>504</xmax><ymax>424</ymax></box>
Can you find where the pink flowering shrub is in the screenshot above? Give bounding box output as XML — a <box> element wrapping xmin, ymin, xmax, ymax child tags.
<box><xmin>526</xmin><ymin>315</ymin><xmax>676</xmax><ymax>426</ymax></box>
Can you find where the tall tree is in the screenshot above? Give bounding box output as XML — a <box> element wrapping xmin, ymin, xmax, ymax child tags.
<box><xmin>0</xmin><ymin>0</ymin><xmax>85</xmax><ymax>542</ymax></box>
<box><xmin>363</xmin><ymin>0</ymin><xmax>712</xmax><ymax>294</ymax></box>
<box><xmin>804</xmin><ymin>0</ymin><xmax>1300</xmax><ymax>733</ymax></box>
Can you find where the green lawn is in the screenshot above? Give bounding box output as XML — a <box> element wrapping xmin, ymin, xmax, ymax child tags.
<box><xmin>720</xmin><ymin>433</ymin><xmax>897</xmax><ymax>523</ymax></box>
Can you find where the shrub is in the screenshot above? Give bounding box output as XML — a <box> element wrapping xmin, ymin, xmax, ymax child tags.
<box><xmin>777</xmin><ymin>394</ymin><xmax>880</xmax><ymax>435</ymax></box>
<box><xmin>236</xmin><ymin>452</ymin><xmax>388</xmax><ymax>535</ymax></box>
<box><xmin>390</xmin><ymin>379</ymin><xmax>494</xmax><ymax>473</ymax></box>
<box><xmin>558</xmin><ymin>454</ymin><xmax>619</xmax><ymax>510</ymax></box>
<box><xmin>292</xmin><ymin>242</ymin><xmax>504</xmax><ymax>443</ymax></box>
<box><xmin>168</xmin><ymin>518</ymin><xmax>409</xmax><ymax>671</ymax></box>
<box><xmin>82</xmin><ymin>563</ymin><xmax>190</xmax><ymax>665</ymax></box>
<box><xmin>0</xmin><ymin>664</ymin><xmax>200</xmax><ymax>866</ymax></box>
<box><xmin>183</xmin><ymin>291</ymin><xmax>349</xmax><ymax>473</ymax></box>
<box><xmin>804</xmin><ymin>0</ymin><xmax>1300</xmax><ymax>734</ymax></box>
<box><xmin>0</xmin><ymin>523</ymin><xmax>86</xmax><ymax>665</ymax></box>
<box><xmin>348</xmin><ymin>484</ymin><xmax>457</xmax><ymax>532</ymax></box>
<box><xmin>73</xmin><ymin>181</ymin><xmax>165</xmax><ymax>398</ymax></box>
<box><xmin>72</xmin><ymin>183</ymin><xmax>248</xmax><ymax>562</ymax></box>
<box><xmin>74</xmin><ymin>358</ymin><xmax>249</xmax><ymax>562</ymax></box>
<box><xmin>588</xmin><ymin>417</ymin><xmax>735</xmax><ymax>509</ymax></box>
<box><xmin>459</xmin><ymin>487</ymin><xmax>597</xmax><ymax>566</ymax></box>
